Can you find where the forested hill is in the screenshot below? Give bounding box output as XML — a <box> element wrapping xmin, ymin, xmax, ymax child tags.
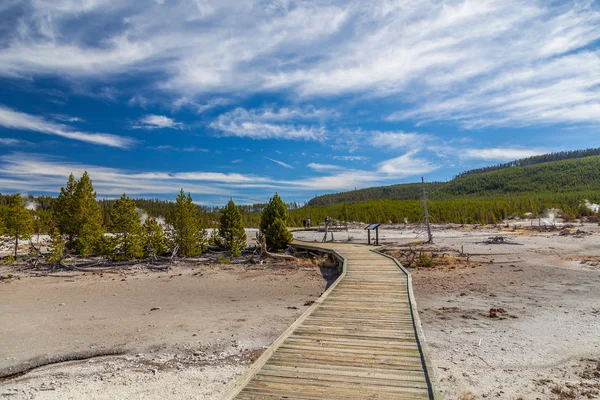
<box><xmin>307</xmin><ymin>182</ymin><xmax>444</xmax><ymax>206</ymax></box>
<box><xmin>454</xmin><ymin>148</ymin><xmax>600</xmax><ymax>178</ymax></box>
<box><xmin>307</xmin><ymin>151</ymin><xmax>600</xmax><ymax>206</ymax></box>
<box><xmin>432</xmin><ymin>155</ymin><xmax>600</xmax><ymax>199</ymax></box>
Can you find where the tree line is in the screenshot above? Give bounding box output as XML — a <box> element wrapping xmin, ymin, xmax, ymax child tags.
<box><xmin>0</xmin><ymin>172</ymin><xmax>293</xmax><ymax>262</ymax></box>
<box><xmin>289</xmin><ymin>191</ymin><xmax>600</xmax><ymax>226</ymax></box>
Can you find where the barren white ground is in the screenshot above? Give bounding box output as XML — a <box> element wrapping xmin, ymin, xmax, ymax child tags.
<box><xmin>1</xmin><ymin>223</ymin><xmax>600</xmax><ymax>399</ymax></box>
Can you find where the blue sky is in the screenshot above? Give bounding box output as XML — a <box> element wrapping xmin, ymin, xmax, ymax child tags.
<box><xmin>1</xmin><ymin>0</ymin><xmax>600</xmax><ymax>205</ymax></box>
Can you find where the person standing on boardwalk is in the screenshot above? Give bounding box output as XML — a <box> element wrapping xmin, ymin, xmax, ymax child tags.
<box><xmin>307</xmin><ymin>217</ymin><xmax>311</xmax><ymax>228</ymax></box>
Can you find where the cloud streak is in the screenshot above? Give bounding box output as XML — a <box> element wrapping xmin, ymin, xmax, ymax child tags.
<box><xmin>0</xmin><ymin>151</ymin><xmax>438</xmax><ymax>199</ymax></box>
<box><xmin>2</xmin><ymin>1</ymin><xmax>599</xmax><ymax>129</ymax></box>
<box><xmin>134</xmin><ymin>114</ymin><xmax>183</xmax><ymax>130</ymax></box>
<box><xmin>265</xmin><ymin>157</ymin><xmax>294</xmax><ymax>169</ymax></box>
<box><xmin>0</xmin><ymin>106</ymin><xmax>134</xmax><ymax>148</ymax></box>
<box><xmin>460</xmin><ymin>147</ymin><xmax>548</xmax><ymax>161</ymax></box>
<box><xmin>211</xmin><ymin>107</ymin><xmax>328</xmax><ymax>140</ymax></box>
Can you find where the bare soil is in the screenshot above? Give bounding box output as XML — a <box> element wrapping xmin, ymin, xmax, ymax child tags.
<box><xmin>0</xmin><ymin>262</ymin><xmax>324</xmax><ymax>399</ymax></box>
<box><xmin>2</xmin><ymin>222</ymin><xmax>600</xmax><ymax>399</ymax></box>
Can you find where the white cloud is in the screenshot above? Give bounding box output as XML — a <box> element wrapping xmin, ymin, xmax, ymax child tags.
<box><xmin>460</xmin><ymin>147</ymin><xmax>548</xmax><ymax>161</ymax></box>
<box><xmin>333</xmin><ymin>155</ymin><xmax>369</xmax><ymax>161</ymax></box>
<box><xmin>151</xmin><ymin>145</ymin><xmax>209</xmax><ymax>152</ymax></box>
<box><xmin>2</xmin><ymin>1</ymin><xmax>598</xmax><ymax>128</ymax></box>
<box><xmin>377</xmin><ymin>151</ymin><xmax>439</xmax><ymax>176</ymax></box>
<box><xmin>211</xmin><ymin>107</ymin><xmax>328</xmax><ymax>140</ymax></box>
<box><xmin>49</xmin><ymin>114</ymin><xmax>85</xmax><ymax>123</ymax></box>
<box><xmin>0</xmin><ymin>151</ymin><xmax>437</xmax><ymax>199</ymax></box>
<box><xmin>134</xmin><ymin>114</ymin><xmax>183</xmax><ymax>129</ymax></box>
<box><xmin>264</xmin><ymin>157</ymin><xmax>293</xmax><ymax>169</ymax></box>
<box><xmin>0</xmin><ymin>138</ymin><xmax>25</xmax><ymax>146</ymax></box>
<box><xmin>128</xmin><ymin>95</ymin><xmax>150</xmax><ymax>108</ymax></box>
<box><xmin>173</xmin><ymin>97</ymin><xmax>230</xmax><ymax>113</ymax></box>
<box><xmin>0</xmin><ymin>105</ymin><xmax>134</xmax><ymax>148</ymax></box>
<box><xmin>371</xmin><ymin>131</ymin><xmax>433</xmax><ymax>150</ymax></box>
<box><xmin>307</xmin><ymin>163</ymin><xmax>342</xmax><ymax>172</ymax></box>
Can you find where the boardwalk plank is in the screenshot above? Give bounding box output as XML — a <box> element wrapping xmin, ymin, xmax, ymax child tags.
<box><xmin>220</xmin><ymin>242</ymin><xmax>440</xmax><ymax>400</ymax></box>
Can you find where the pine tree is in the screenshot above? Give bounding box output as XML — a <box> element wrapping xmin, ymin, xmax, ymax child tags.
<box><xmin>55</xmin><ymin>173</ymin><xmax>77</xmax><ymax>246</ymax></box>
<box><xmin>6</xmin><ymin>194</ymin><xmax>34</xmax><ymax>258</ymax></box>
<box><xmin>168</xmin><ymin>189</ymin><xmax>207</xmax><ymax>257</ymax></box>
<box><xmin>259</xmin><ymin>193</ymin><xmax>293</xmax><ymax>251</ymax></box>
<box><xmin>72</xmin><ymin>172</ymin><xmax>104</xmax><ymax>256</ymax></box>
<box><xmin>218</xmin><ymin>198</ymin><xmax>246</xmax><ymax>254</ymax></box>
<box><xmin>110</xmin><ymin>194</ymin><xmax>143</xmax><ymax>260</ymax></box>
<box><xmin>46</xmin><ymin>228</ymin><xmax>65</xmax><ymax>265</ymax></box>
<box><xmin>143</xmin><ymin>216</ymin><xmax>166</xmax><ymax>257</ymax></box>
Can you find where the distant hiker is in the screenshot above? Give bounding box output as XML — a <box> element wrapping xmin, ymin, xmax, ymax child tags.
<box><xmin>307</xmin><ymin>217</ymin><xmax>311</xmax><ymax>228</ymax></box>
<box><xmin>325</xmin><ymin>216</ymin><xmax>331</xmax><ymax>227</ymax></box>
<box><xmin>302</xmin><ymin>219</ymin><xmax>306</xmax><ymax>228</ymax></box>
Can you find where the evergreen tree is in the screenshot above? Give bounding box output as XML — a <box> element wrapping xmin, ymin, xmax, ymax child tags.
<box><xmin>110</xmin><ymin>194</ymin><xmax>143</xmax><ymax>260</ymax></box>
<box><xmin>260</xmin><ymin>193</ymin><xmax>293</xmax><ymax>251</ymax></box>
<box><xmin>72</xmin><ymin>172</ymin><xmax>104</xmax><ymax>256</ymax></box>
<box><xmin>6</xmin><ymin>194</ymin><xmax>34</xmax><ymax>258</ymax></box>
<box><xmin>143</xmin><ymin>216</ymin><xmax>166</xmax><ymax>257</ymax></box>
<box><xmin>46</xmin><ymin>228</ymin><xmax>65</xmax><ymax>265</ymax></box>
<box><xmin>218</xmin><ymin>198</ymin><xmax>246</xmax><ymax>254</ymax></box>
<box><xmin>55</xmin><ymin>173</ymin><xmax>77</xmax><ymax>245</ymax></box>
<box><xmin>168</xmin><ymin>189</ymin><xmax>206</xmax><ymax>257</ymax></box>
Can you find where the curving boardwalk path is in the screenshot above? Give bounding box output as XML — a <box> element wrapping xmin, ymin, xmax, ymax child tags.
<box><xmin>221</xmin><ymin>241</ymin><xmax>441</xmax><ymax>400</ymax></box>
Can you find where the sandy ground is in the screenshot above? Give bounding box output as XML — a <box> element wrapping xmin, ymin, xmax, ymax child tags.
<box><xmin>0</xmin><ymin>263</ymin><xmax>324</xmax><ymax>399</ymax></box>
<box><xmin>2</xmin><ymin>222</ymin><xmax>600</xmax><ymax>399</ymax></box>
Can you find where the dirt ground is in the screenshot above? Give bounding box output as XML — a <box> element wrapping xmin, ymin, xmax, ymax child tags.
<box><xmin>0</xmin><ymin>263</ymin><xmax>324</xmax><ymax>399</ymax></box>
<box><xmin>1</xmin><ymin>222</ymin><xmax>600</xmax><ymax>399</ymax></box>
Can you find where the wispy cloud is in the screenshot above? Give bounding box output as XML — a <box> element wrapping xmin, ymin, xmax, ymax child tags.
<box><xmin>0</xmin><ymin>138</ymin><xmax>27</xmax><ymax>146</ymax></box>
<box><xmin>211</xmin><ymin>107</ymin><xmax>328</xmax><ymax>140</ymax></box>
<box><xmin>371</xmin><ymin>131</ymin><xmax>434</xmax><ymax>150</ymax></box>
<box><xmin>377</xmin><ymin>151</ymin><xmax>439</xmax><ymax>176</ymax></box>
<box><xmin>0</xmin><ymin>151</ymin><xmax>436</xmax><ymax>198</ymax></box>
<box><xmin>460</xmin><ymin>147</ymin><xmax>548</xmax><ymax>161</ymax></box>
<box><xmin>133</xmin><ymin>114</ymin><xmax>183</xmax><ymax>130</ymax></box>
<box><xmin>173</xmin><ymin>97</ymin><xmax>230</xmax><ymax>113</ymax></box>
<box><xmin>49</xmin><ymin>114</ymin><xmax>85</xmax><ymax>123</ymax></box>
<box><xmin>150</xmin><ymin>145</ymin><xmax>209</xmax><ymax>152</ymax></box>
<box><xmin>307</xmin><ymin>163</ymin><xmax>342</xmax><ymax>172</ymax></box>
<box><xmin>2</xmin><ymin>1</ymin><xmax>598</xmax><ymax>128</ymax></box>
<box><xmin>265</xmin><ymin>157</ymin><xmax>294</xmax><ymax>169</ymax></box>
<box><xmin>0</xmin><ymin>105</ymin><xmax>133</xmax><ymax>148</ymax></box>
<box><xmin>333</xmin><ymin>155</ymin><xmax>369</xmax><ymax>162</ymax></box>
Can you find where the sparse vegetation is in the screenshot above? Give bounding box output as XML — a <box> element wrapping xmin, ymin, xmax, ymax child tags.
<box><xmin>259</xmin><ymin>193</ymin><xmax>293</xmax><ymax>251</ymax></box>
<box><xmin>218</xmin><ymin>198</ymin><xmax>247</xmax><ymax>253</ymax></box>
<box><xmin>5</xmin><ymin>193</ymin><xmax>34</xmax><ymax>258</ymax></box>
<box><xmin>168</xmin><ymin>189</ymin><xmax>207</xmax><ymax>257</ymax></box>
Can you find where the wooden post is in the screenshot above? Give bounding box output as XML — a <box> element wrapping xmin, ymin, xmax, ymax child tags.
<box><xmin>375</xmin><ymin>227</ymin><xmax>379</xmax><ymax>245</ymax></box>
<box><xmin>368</xmin><ymin>230</ymin><xmax>371</xmax><ymax>245</ymax></box>
<box><xmin>422</xmin><ymin>177</ymin><xmax>433</xmax><ymax>244</ymax></box>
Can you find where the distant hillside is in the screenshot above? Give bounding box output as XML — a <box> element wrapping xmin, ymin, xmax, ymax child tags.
<box><xmin>307</xmin><ymin>182</ymin><xmax>445</xmax><ymax>206</ymax></box>
<box><xmin>307</xmin><ymin>150</ymin><xmax>600</xmax><ymax>206</ymax></box>
<box><xmin>433</xmin><ymin>155</ymin><xmax>600</xmax><ymax>199</ymax></box>
<box><xmin>455</xmin><ymin>148</ymin><xmax>600</xmax><ymax>178</ymax></box>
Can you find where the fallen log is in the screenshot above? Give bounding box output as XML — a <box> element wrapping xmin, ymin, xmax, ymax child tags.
<box><xmin>259</xmin><ymin>236</ymin><xmax>297</xmax><ymax>261</ymax></box>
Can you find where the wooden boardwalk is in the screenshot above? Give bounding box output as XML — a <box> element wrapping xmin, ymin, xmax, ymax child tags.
<box><xmin>221</xmin><ymin>241</ymin><xmax>440</xmax><ymax>400</ymax></box>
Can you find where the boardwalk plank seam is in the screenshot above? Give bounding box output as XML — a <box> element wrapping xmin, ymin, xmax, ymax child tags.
<box><xmin>220</xmin><ymin>241</ymin><xmax>442</xmax><ymax>400</ymax></box>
